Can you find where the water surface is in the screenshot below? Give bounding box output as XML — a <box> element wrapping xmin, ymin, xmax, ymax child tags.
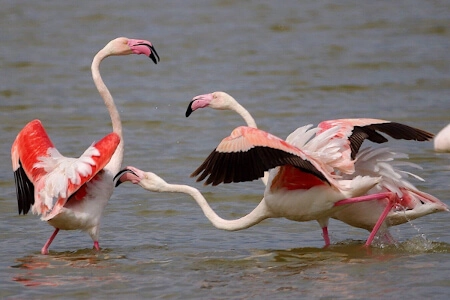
<box><xmin>1</xmin><ymin>0</ymin><xmax>450</xmax><ymax>298</ymax></box>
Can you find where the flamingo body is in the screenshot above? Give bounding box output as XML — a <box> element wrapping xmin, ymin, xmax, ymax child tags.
<box><xmin>434</xmin><ymin>123</ymin><xmax>450</xmax><ymax>152</ymax></box>
<box><xmin>191</xmin><ymin>125</ymin><xmax>382</xmax><ymax>241</ymax></box>
<box><xmin>263</xmin><ymin>168</ymin><xmax>379</xmax><ymax>223</ymax></box>
<box><xmin>11</xmin><ymin>37</ymin><xmax>159</xmax><ymax>254</ymax></box>
<box><xmin>333</xmin><ymin>147</ymin><xmax>448</xmax><ymax>234</ymax></box>
<box><xmin>333</xmin><ymin>189</ymin><xmax>447</xmax><ymax>231</ymax></box>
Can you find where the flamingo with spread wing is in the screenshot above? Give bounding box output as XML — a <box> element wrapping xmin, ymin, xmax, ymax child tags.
<box><xmin>114</xmin><ymin>125</ymin><xmax>382</xmax><ymax>239</ymax></box>
<box><xmin>11</xmin><ymin>37</ymin><xmax>159</xmax><ymax>254</ymax></box>
<box><xmin>185</xmin><ymin>92</ymin><xmax>445</xmax><ymax>245</ymax></box>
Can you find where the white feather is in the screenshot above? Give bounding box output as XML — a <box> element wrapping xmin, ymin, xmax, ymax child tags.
<box><xmin>32</xmin><ymin>145</ymin><xmax>100</xmax><ymax>214</ymax></box>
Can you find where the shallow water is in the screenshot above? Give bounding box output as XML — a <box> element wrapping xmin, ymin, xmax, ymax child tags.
<box><xmin>1</xmin><ymin>0</ymin><xmax>450</xmax><ymax>298</ymax></box>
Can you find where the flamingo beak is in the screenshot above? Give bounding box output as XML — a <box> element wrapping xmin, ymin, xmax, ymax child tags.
<box><xmin>185</xmin><ymin>100</ymin><xmax>195</xmax><ymax>117</ymax></box>
<box><xmin>133</xmin><ymin>43</ymin><xmax>160</xmax><ymax>64</ymax></box>
<box><xmin>148</xmin><ymin>44</ymin><xmax>160</xmax><ymax>64</ymax></box>
<box><xmin>186</xmin><ymin>94</ymin><xmax>213</xmax><ymax>117</ymax></box>
<box><xmin>113</xmin><ymin>168</ymin><xmax>138</xmax><ymax>187</ymax></box>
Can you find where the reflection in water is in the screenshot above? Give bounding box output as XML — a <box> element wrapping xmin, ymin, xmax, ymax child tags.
<box><xmin>183</xmin><ymin>237</ymin><xmax>450</xmax><ymax>297</ymax></box>
<box><xmin>8</xmin><ymin>235</ymin><xmax>450</xmax><ymax>297</ymax></box>
<box><xmin>11</xmin><ymin>249</ymin><xmax>125</xmax><ymax>287</ymax></box>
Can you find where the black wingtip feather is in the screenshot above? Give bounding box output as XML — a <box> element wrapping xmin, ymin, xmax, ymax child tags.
<box><xmin>349</xmin><ymin>122</ymin><xmax>434</xmax><ymax>159</ymax></box>
<box><xmin>192</xmin><ymin>146</ymin><xmax>329</xmax><ymax>186</ymax></box>
<box><xmin>14</xmin><ymin>161</ymin><xmax>34</xmax><ymax>215</ymax></box>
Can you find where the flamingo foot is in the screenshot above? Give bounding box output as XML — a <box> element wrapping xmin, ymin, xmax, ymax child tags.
<box><xmin>93</xmin><ymin>241</ymin><xmax>100</xmax><ymax>251</ymax></box>
<box><xmin>322</xmin><ymin>227</ymin><xmax>331</xmax><ymax>247</ymax></box>
<box><xmin>41</xmin><ymin>228</ymin><xmax>60</xmax><ymax>255</ymax></box>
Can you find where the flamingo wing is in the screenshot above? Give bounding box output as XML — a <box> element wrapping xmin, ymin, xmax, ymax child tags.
<box><xmin>12</xmin><ymin>120</ymin><xmax>55</xmax><ymax>214</ymax></box>
<box><xmin>318</xmin><ymin>119</ymin><xmax>434</xmax><ymax>159</ymax></box>
<box><xmin>191</xmin><ymin>126</ymin><xmax>333</xmax><ymax>186</ymax></box>
<box><xmin>11</xmin><ymin>119</ymin><xmax>121</xmax><ymax>218</ymax></box>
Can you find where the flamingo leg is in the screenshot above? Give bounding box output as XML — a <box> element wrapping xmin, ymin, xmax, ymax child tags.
<box><xmin>365</xmin><ymin>199</ymin><xmax>395</xmax><ymax>246</ymax></box>
<box><xmin>93</xmin><ymin>241</ymin><xmax>100</xmax><ymax>251</ymax></box>
<box><xmin>322</xmin><ymin>227</ymin><xmax>330</xmax><ymax>246</ymax></box>
<box><xmin>41</xmin><ymin>228</ymin><xmax>60</xmax><ymax>255</ymax></box>
<box><xmin>383</xmin><ymin>231</ymin><xmax>396</xmax><ymax>244</ymax></box>
<box><xmin>334</xmin><ymin>192</ymin><xmax>392</xmax><ymax>206</ymax></box>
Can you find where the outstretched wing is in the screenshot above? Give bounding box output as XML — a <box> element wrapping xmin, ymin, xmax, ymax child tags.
<box><xmin>11</xmin><ymin>119</ymin><xmax>121</xmax><ymax>218</ymax></box>
<box><xmin>191</xmin><ymin>126</ymin><xmax>336</xmax><ymax>187</ymax></box>
<box><xmin>318</xmin><ymin>118</ymin><xmax>434</xmax><ymax>160</ymax></box>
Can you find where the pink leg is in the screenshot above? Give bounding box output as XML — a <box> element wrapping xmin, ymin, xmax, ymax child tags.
<box><xmin>365</xmin><ymin>200</ymin><xmax>394</xmax><ymax>246</ymax></box>
<box><xmin>93</xmin><ymin>241</ymin><xmax>100</xmax><ymax>251</ymax></box>
<box><xmin>41</xmin><ymin>228</ymin><xmax>60</xmax><ymax>255</ymax></box>
<box><xmin>334</xmin><ymin>192</ymin><xmax>392</xmax><ymax>206</ymax></box>
<box><xmin>383</xmin><ymin>231</ymin><xmax>396</xmax><ymax>244</ymax></box>
<box><xmin>322</xmin><ymin>227</ymin><xmax>330</xmax><ymax>246</ymax></box>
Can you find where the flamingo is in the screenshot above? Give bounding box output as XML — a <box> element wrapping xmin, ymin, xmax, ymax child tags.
<box><xmin>113</xmin><ymin>134</ymin><xmax>446</xmax><ymax>247</ymax></box>
<box><xmin>434</xmin><ymin>123</ymin><xmax>450</xmax><ymax>152</ymax></box>
<box><xmin>113</xmin><ymin>124</ymin><xmax>384</xmax><ymax>235</ymax></box>
<box><xmin>11</xmin><ymin>37</ymin><xmax>160</xmax><ymax>254</ymax></box>
<box><xmin>185</xmin><ymin>91</ymin><xmax>443</xmax><ymax>245</ymax></box>
<box><xmin>332</xmin><ymin>146</ymin><xmax>447</xmax><ymax>243</ymax></box>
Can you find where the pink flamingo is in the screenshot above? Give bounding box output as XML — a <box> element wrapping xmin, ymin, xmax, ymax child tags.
<box><xmin>114</xmin><ymin>144</ymin><xmax>446</xmax><ymax>247</ymax></box>
<box><xmin>11</xmin><ymin>37</ymin><xmax>159</xmax><ymax>254</ymax></box>
<box><xmin>434</xmin><ymin>123</ymin><xmax>450</xmax><ymax>152</ymax></box>
<box><xmin>332</xmin><ymin>146</ymin><xmax>447</xmax><ymax>243</ymax></box>
<box><xmin>113</xmin><ymin>125</ymin><xmax>382</xmax><ymax>238</ymax></box>
<box><xmin>186</xmin><ymin>92</ymin><xmax>445</xmax><ymax>245</ymax></box>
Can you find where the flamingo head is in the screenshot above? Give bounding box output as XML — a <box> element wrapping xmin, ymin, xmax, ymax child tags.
<box><xmin>106</xmin><ymin>37</ymin><xmax>160</xmax><ymax>64</ymax></box>
<box><xmin>186</xmin><ymin>91</ymin><xmax>236</xmax><ymax>117</ymax></box>
<box><xmin>114</xmin><ymin>166</ymin><xmax>168</xmax><ymax>192</ymax></box>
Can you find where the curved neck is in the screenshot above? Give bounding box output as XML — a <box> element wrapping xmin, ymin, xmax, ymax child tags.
<box><xmin>163</xmin><ymin>183</ymin><xmax>269</xmax><ymax>231</ymax></box>
<box><xmin>91</xmin><ymin>49</ymin><xmax>123</xmax><ymax>173</ymax></box>
<box><xmin>233</xmin><ymin>102</ymin><xmax>257</xmax><ymax>128</ymax></box>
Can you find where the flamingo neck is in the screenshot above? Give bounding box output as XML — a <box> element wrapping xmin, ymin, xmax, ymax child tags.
<box><xmin>231</xmin><ymin>101</ymin><xmax>269</xmax><ymax>184</ymax></box>
<box><xmin>233</xmin><ymin>102</ymin><xmax>257</xmax><ymax>128</ymax></box>
<box><xmin>91</xmin><ymin>49</ymin><xmax>124</xmax><ymax>173</ymax></box>
<box><xmin>160</xmin><ymin>183</ymin><xmax>270</xmax><ymax>231</ymax></box>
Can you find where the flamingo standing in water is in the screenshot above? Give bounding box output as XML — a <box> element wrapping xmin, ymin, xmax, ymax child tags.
<box><xmin>113</xmin><ymin>124</ymin><xmax>383</xmax><ymax>237</ymax></box>
<box><xmin>11</xmin><ymin>37</ymin><xmax>159</xmax><ymax>254</ymax></box>
<box><xmin>434</xmin><ymin>123</ymin><xmax>450</xmax><ymax>152</ymax></box>
<box><xmin>114</xmin><ymin>135</ymin><xmax>446</xmax><ymax>247</ymax></box>
<box><xmin>185</xmin><ymin>92</ymin><xmax>445</xmax><ymax>245</ymax></box>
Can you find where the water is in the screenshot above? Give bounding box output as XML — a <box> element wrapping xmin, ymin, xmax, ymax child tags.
<box><xmin>1</xmin><ymin>0</ymin><xmax>450</xmax><ymax>298</ymax></box>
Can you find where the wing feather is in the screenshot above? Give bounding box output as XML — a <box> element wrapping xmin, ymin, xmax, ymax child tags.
<box><xmin>37</xmin><ymin>132</ymin><xmax>120</xmax><ymax>219</ymax></box>
<box><xmin>318</xmin><ymin>119</ymin><xmax>434</xmax><ymax>159</ymax></box>
<box><xmin>11</xmin><ymin>120</ymin><xmax>54</xmax><ymax>215</ymax></box>
<box><xmin>192</xmin><ymin>126</ymin><xmax>334</xmax><ymax>186</ymax></box>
